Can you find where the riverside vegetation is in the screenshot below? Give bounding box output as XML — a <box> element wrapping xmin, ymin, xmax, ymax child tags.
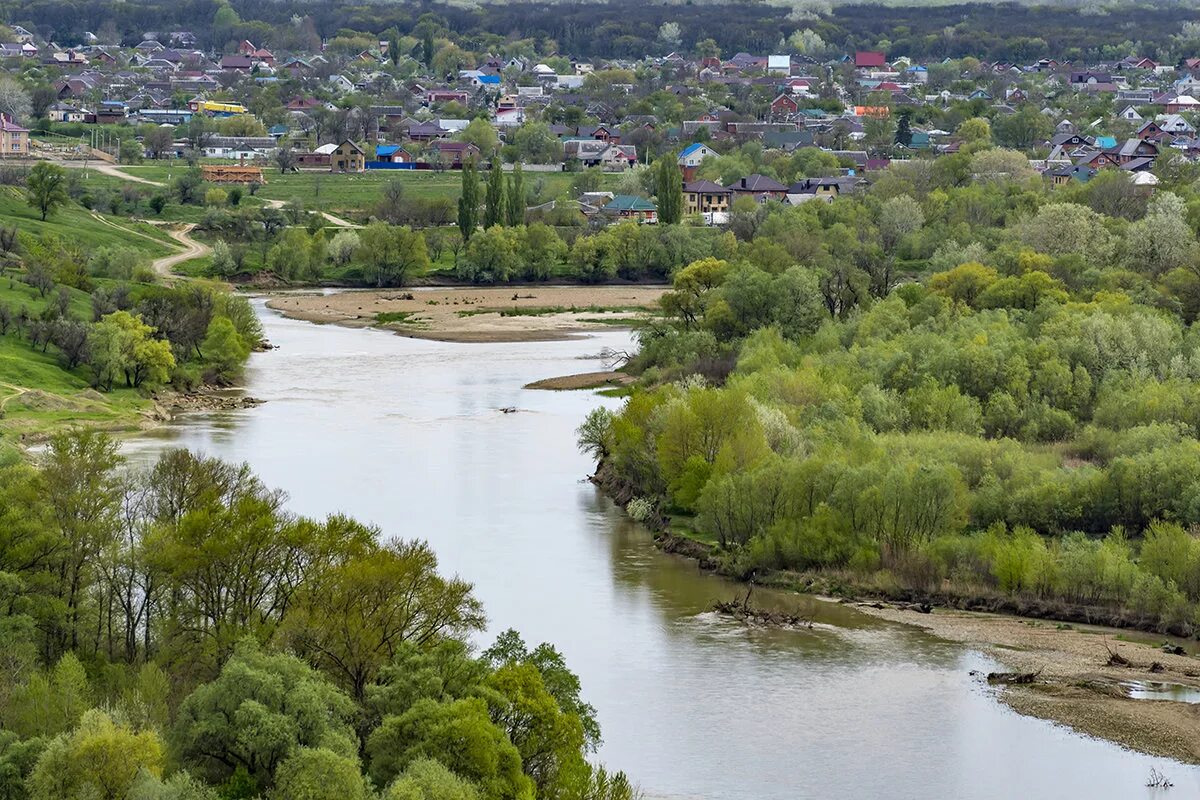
<box><xmin>0</xmin><ymin>163</ymin><xmax>260</xmax><ymax>442</ymax></box>
<box><xmin>579</xmin><ymin>132</ymin><xmax>1200</xmax><ymax>638</ymax></box>
<box><xmin>0</xmin><ymin>430</ymin><xmax>633</xmax><ymax>800</ymax></box>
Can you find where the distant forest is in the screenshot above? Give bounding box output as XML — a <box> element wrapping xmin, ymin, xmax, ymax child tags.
<box><xmin>6</xmin><ymin>0</ymin><xmax>1200</xmax><ymax>61</ymax></box>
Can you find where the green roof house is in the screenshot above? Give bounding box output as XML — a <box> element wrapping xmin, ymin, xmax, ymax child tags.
<box><xmin>603</xmin><ymin>194</ymin><xmax>658</xmax><ymax>222</ymax></box>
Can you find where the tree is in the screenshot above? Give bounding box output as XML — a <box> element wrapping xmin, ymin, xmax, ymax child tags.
<box><xmin>366</xmin><ymin>697</ymin><xmax>532</xmax><ymax>799</ymax></box>
<box><xmin>458</xmin><ymin>160</ymin><xmax>479</xmax><ymax>241</ymax></box>
<box><xmin>458</xmin><ymin>118</ymin><xmax>499</xmax><ymax>156</ymax></box>
<box><xmin>25</xmin><ymin>162</ymin><xmax>68</xmax><ymax>221</ymax></box>
<box><xmin>0</xmin><ymin>75</ymin><xmax>31</xmax><ymax>123</ymax></box>
<box><xmin>283</xmin><ymin>541</ymin><xmax>484</xmax><ymax>702</ymax></box>
<box><xmin>359</xmin><ymin>223</ymin><xmax>429</xmax><ymax>287</ymax></box>
<box><xmin>201</xmin><ymin>316</ymin><xmax>251</xmax><ymax>384</ymax></box>
<box><xmin>272</xmin><ymin>748</ymin><xmax>370</xmax><ymax>800</ymax></box>
<box><xmin>385</xmin><ymin>759</ymin><xmax>478</xmax><ymax>800</ymax></box>
<box><xmin>1126</xmin><ymin>191</ymin><xmax>1195</xmax><ymax>275</ymax></box>
<box><xmin>956</xmin><ymin>117</ymin><xmax>992</xmax><ymax>146</ymax></box>
<box><xmin>511</xmin><ymin>123</ymin><xmax>561</xmax><ymax>164</ymax></box>
<box><xmin>1020</xmin><ymin>202</ymin><xmax>1115</xmax><ymax>265</ymax></box>
<box><xmin>88</xmin><ymin>311</ymin><xmax>176</xmax><ymax>391</ymax></box>
<box><xmin>458</xmin><ymin>226</ymin><xmax>521</xmax><ymax>283</ymax></box>
<box><xmin>894</xmin><ymin>111</ymin><xmax>912</xmax><ymax>147</ymax></box>
<box><xmin>275</xmin><ymin>144</ymin><xmax>296</xmax><ymax>174</ymax></box>
<box><xmin>143</xmin><ymin>126</ymin><xmax>175</xmax><ymax>159</ymax></box>
<box><xmin>484</xmin><ymin>159</ymin><xmax>507</xmax><ymax>229</ymax></box>
<box><xmin>655</xmin><ymin>154</ymin><xmax>683</xmax><ymax>225</ymax></box>
<box><xmin>28</xmin><ymin>710</ymin><xmax>164</xmax><ymax>800</ymax></box>
<box><xmin>173</xmin><ymin>640</ymin><xmax>360</xmax><ymax>792</ymax></box>
<box><xmin>520</xmin><ymin>223</ymin><xmax>566</xmax><ymax>280</ymax></box>
<box><xmin>506</xmin><ymin>165</ymin><xmax>525</xmax><ymax>227</ymax></box>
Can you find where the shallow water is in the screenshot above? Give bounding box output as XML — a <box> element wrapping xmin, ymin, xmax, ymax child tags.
<box><xmin>123</xmin><ymin>299</ymin><xmax>1199</xmax><ymax>800</ymax></box>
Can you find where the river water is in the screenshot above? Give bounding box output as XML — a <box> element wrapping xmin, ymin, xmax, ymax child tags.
<box><xmin>124</xmin><ymin>300</ymin><xmax>1197</xmax><ymax>800</ymax></box>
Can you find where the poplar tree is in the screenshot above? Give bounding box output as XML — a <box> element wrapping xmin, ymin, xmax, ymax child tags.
<box><xmin>457</xmin><ymin>159</ymin><xmax>479</xmax><ymax>241</ymax></box>
<box><xmin>656</xmin><ymin>154</ymin><xmax>683</xmax><ymax>225</ymax></box>
<box><xmin>483</xmin><ymin>158</ymin><xmax>506</xmax><ymax>229</ymax></box>
<box><xmin>506</xmin><ymin>164</ymin><xmax>525</xmax><ymax>227</ymax></box>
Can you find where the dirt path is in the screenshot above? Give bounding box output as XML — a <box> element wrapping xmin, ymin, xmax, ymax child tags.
<box><xmin>56</xmin><ymin>160</ymin><xmax>165</xmax><ymax>186</ymax></box>
<box><xmin>263</xmin><ymin>198</ymin><xmax>359</xmax><ymax>228</ymax></box>
<box><xmin>150</xmin><ymin>224</ymin><xmax>210</xmax><ymax>279</ymax></box>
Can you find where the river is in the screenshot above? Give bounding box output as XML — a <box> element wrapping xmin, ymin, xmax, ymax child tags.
<box><xmin>124</xmin><ymin>300</ymin><xmax>1198</xmax><ymax>800</ymax></box>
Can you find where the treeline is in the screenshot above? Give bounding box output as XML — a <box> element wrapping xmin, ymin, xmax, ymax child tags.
<box><xmin>580</xmin><ymin>124</ymin><xmax>1200</xmax><ymax>635</ymax></box>
<box><xmin>1</xmin><ymin>234</ymin><xmax>259</xmax><ymax>395</ymax></box>
<box><xmin>0</xmin><ymin>432</ymin><xmax>631</xmax><ymax>800</ymax></box>
<box><xmin>10</xmin><ymin>0</ymin><xmax>1200</xmax><ymax>62</ymax></box>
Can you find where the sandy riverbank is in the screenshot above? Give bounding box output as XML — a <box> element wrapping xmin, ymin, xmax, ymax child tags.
<box><xmin>265</xmin><ymin>286</ymin><xmax>667</xmax><ymax>343</ymax></box>
<box><xmin>852</xmin><ymin>603</ymin><xmax>1200</xmax><ymax>763</ymax></box>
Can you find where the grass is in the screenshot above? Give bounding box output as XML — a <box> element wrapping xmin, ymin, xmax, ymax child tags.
<box><xmin>375</xmin><ymin>311</ymin><xmax>423</xmax><ymax>325</ymax></box>
<box><xmin>0</xmin><ymin>188</ymin><xmax>175</xmax><ymax>259</ymax></box>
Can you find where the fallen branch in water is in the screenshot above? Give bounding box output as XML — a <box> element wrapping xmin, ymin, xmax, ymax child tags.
<box><xmin>1146</xmin><ymin>767</ymin><xmax>1173</xmax><ymax>789</ymax></box>
<box><xmin>712</xmin><ymin>585</ymin><xmax>814</xmax><ymax>629</ymax></box>
<box><xmin>986</xmin><ymin>669</ymin><xmax>1042</xmax><ymax>685</ymax></box>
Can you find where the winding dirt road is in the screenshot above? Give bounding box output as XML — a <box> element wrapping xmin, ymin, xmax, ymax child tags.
<box><xmin>151</xmin><ymin>224</ymin><xmax>210</xmax><ymax>279</ymax></box>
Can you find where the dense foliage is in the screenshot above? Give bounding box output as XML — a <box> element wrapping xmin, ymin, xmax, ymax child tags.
<box><xmin>0</xmin><ymin>432</ymin><xmax>631</xmax><ymax>800</ymax></box>
<box><xmin>584</xmin><ymin>137</ymin><xmax>1200</xmax><ymax>635</ymax></box>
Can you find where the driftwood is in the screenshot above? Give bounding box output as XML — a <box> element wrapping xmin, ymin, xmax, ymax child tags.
<box><xmin>986</xmin><ymin>669</ymin><xmax>1042</xmax><ymax>685</ymax></box>
<box><xmin>713</xmin><ymin>586</ymin><xmax>814</xmax><ymax>629</ymax></box>
<box><xmin>1161</xmin><ymin>643</ymin><xmax>1187</xmax><ymax>656</ymax></box>
<box><xmin>1149</xmin><ymin>661</ymin><xmax>1166</xmax><ymax>674</ymax></box>
<box><xmin>499</xmin><ymin>407</ymin><xmax>517</xmax><ymax>414</ymax></box>
<box><xmin>1146</xmin><ymin>767</ymin><xmax>1173</xmax><ymax>789</ymax></box>
<box><xmin>1105</xmin><ymin>642</ymin><xmax>1131</xmax><ymax>667</ymax></box>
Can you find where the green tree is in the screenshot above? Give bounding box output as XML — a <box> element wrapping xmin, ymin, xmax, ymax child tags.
<box><xmin>283</xmin><ymin>541</ymin><xmax>484</xmax><ymax>703</ymax></box>
<box><xmin>272</xmin><ymin>748</ymin><xmax>370</xmax><ymax>800</ymax></box>
<box><xmin>28</xmin><ymin>709</ymin><xmax>164</xmax><ymax>800</ymax></box>
<box><xmin>458</xmin><ymin>160</ymin><xmax>479</xmax><ymax>241</ymax></box>
<box><xmin>25</xmin><ymin>162</ymin><xmax>68</xmax><ymax>221</ymax></box>
<box><xmin>88</xmin><ymin>311</ymin><xmax>176</xmax><ymax>391</ymax></box>
<box><xmin>172</xmin><ymin>640</ymin><xmax>360</xmax><ymax>792</ymax></box>
<box><xmin>484</xmin><ymin>159</ymin><xmax>507</xmax><ymax>229</ymax></box>
<box><xmin>386</xmin><ymin>758</ymin><xmax>479</xmax><ymax>800</ymax></box>
<box><xmin>201</xmin><ymin>316</ymin><xmax>251</xmax><ymax>384</ymax></box>
<box><xmin>359</xmin><ymin>223</ymin><xmax>429</xmax><ymax>287</ymax></box>
<box><xmin>459</xmin><ymin>119</ymin><xmax>499</xmax><ymax>156</ymax></box>
<box><xmin>655</xmin><ymin>153</ymin><xmax>683</xmax><ymax>225</ymax></box>
<box><xmin>506</xmin><ymin>165</ymin><xmax>525</xmax><ymax>227</ymax></box>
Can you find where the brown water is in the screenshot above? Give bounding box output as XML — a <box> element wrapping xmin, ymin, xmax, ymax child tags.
<box><xmin>125</xmin><ymin>299</ymin><xmax>1198</xmax><ymax>800</ymax></box>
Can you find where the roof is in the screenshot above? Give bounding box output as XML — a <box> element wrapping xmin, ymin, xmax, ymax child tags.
<box><xmin>684</xmin><ymin>180</ymin><xmax>730</xmax><ymax>193</ymax></box>
<box><xmin>678</xmin><ymin>142</ymin><xmax>710</xmax><ymax>158</ymax></box>
<box><xmin>477</xmin><ymin>74</ymin><xmax>501</xmax><ymax>85</ymax></box>
<box><xmin>855</xmin><ymin>51</ymin><xmax>886</xmax><ymax>68</ymax></box>
<box><xmin>604</xmin><ymin>194</ymin><xmax>657</xmax><ymax>212</ymax></box>
<box><xmin>734</xmin><ymin>174</ymin><xmax>787</xmax><ymax>192</ymax></box>
<box><xmin>375</xmin><ymin>144</ymin><xmax>406</xmax><ymax>157</ymax></box>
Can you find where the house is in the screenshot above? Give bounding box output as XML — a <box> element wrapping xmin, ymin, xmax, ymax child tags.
<box><xmin>564</xmin><ymin>140</ymin><xmax>636</xmax><ymax>170</ymax></box>
<box><xmin>731</xmin><ymin>174</ymin><xmax>787</xmax><ymax>200</ymax></box>
<box><xmin>767</xmin><ymin>55</ymin><xmax>790</xmax><ymax>76</ymax></box>
<box><xmin>0</xmin><ymin>115</ymin><xmax>29</xmax><ymax>156</ymax></box>
<box><xmin>603</xmin><ymin>195</ymin><xmax>657</xmax><ymax>222</ymax></box>
<box><xmin>677</xmin><ymin>142</ymin><xmax>717</xmax><ymax>181</ymax></box>
<box><xmin>219</xmin><ymin>54</ymin><xmax>253</xmax><ymax>71</ymax></box>
<box><xmin>855</xmin><ymin>51</ymin><xmax>886</xmax><ymax>70</ymax></box>
<box><xmin>1118</xmin><ymin>105</ymin><xmax>1143</xmax><ymax>121</ymax></box>
<box><xmin>1156</xmin><ymin>114</ymin><xmax>1197</xmax><ymax>135</ymax></box>
<box><xmin>1135</xmin><ymin>119</ymin><xmax>1168</xmax><ymax>141</ymax></box>
<box><xmin>95</xmin><ymin>100</ymin><xmax>128</xmax><ymax>124</ymax></box>
<box><xmin>47</xmin><ymin>102</ymin><xmax>86</xmax><ymax>123</ymax></box>
<box><xmin>1047</xmin><ymin>164</ymin><xmax>1096</xmax><ymax>186</ymax></box>
<box><xmin>429</xmin><ymin>140</ymin><xmax>480</xmax><ymax>167</ymax></box>
<box><xmin>683</xmin><ymin>180</ymin><xmax>732</xmax><ymax>214</ymax></box>
<box><xmin>579</xmin><ymin>124</ymin><xmax>620</xmax><ymax>144</ymax></box>
<box><xmin>374</xmin><ymin>144</ymin><xmax>412</xmax><ymax>163</ymax></box>
<box><xmin>770</xmin><ymin>93</ymin><xmax>799</xmax><ymax>119</ymax></box>
<box><xmin>788</xmin><ymin>177</ymin><xmax>864</xmax><ymax>199</ymax></box>
<box><xmin>331</xmin><ymin>140</ymin><xmax>365</xmax><ymax>172</ymax></box>
<box><xmin>201</xmin><ymin>136</ymin><xmax>276</xmax><ymax>159</ymax></box>
<box><xmin>1166</xmin><ymin>95</ymin><xmax>1200</xmax><ymax>113</ymax></box>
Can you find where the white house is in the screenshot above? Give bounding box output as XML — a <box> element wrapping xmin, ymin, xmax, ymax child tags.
<box><xmin>767</xmin><ymin>55</ymin><xmax>790</xmax><ymax>76</ymax></box>
<box><xmin>677</xmin><ymin>142</ymin><xmax>717</xmax><ymax>176</ymax></box>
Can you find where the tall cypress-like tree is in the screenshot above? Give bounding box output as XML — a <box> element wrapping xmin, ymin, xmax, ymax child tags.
<box><xmin>506</xmin><ymin>164</ymin><xmax>525</xmax><ymax>227</ymax></box>
<box><xmin>656</xmin><ymin>153</ymin><xmax>684</xmax><ymax>225</ymax></box>
<box><xmin>483</xmin><ymin>158</ymin><xmax>506</xmax><ymax>229</ymax></box>
<box><xmin>457</xmin><ymin>159</ymin><xmax>479</xmax><ymax>241</ymax></box>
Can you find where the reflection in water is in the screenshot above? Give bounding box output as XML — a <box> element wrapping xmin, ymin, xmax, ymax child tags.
<box><xmin>124</xmin><ymin>300</ymin><xmax>1198</xmax><ymax>800</ymax></box>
